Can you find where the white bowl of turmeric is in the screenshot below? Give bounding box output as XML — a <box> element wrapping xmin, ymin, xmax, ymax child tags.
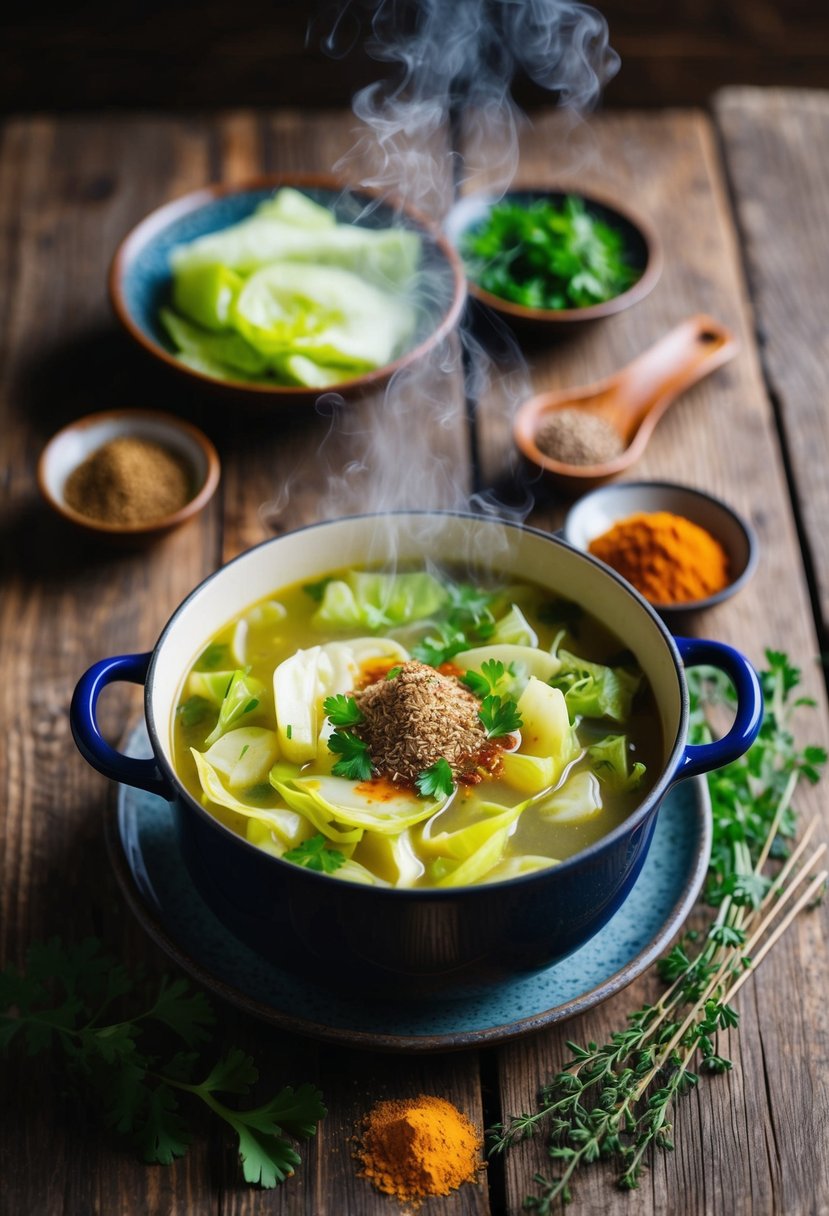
<box><xmin>563</xmin><ymin>480</ymin><xmax>758</xmax><ymax>615</ymax></box>
<box><xmin>38</xmin><ymin>408</ymin><xmax>220</xmax><ymax>543</ymax></box>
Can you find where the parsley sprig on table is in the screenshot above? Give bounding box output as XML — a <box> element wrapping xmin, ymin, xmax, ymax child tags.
<box><xmin>461</xmin><ymin>196</ymin><xmax>638</xmax><ymax>311</ymax></box>
<box><xmin>488</xmin><ymin>650</ymin><xmax>827</xmax><ymax>1207</ymax></box>
<box><xmin>0</xmin><ymin>939</ymin><xmax>325</xmax><ymax>1186</ymax></box>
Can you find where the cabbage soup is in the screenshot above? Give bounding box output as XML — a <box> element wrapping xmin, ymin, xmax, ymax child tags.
<box><xmin>172</xmin><ymin>566</ymin><xmax>661</xmax><ymax>888</ymax></box>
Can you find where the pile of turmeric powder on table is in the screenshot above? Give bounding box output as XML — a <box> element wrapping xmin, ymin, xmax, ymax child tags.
<box><xmin>588</xmin><ymin>510</ymin><xmax>730</xmax><ymax>605</ymax></box>
<box><xmin>356</xmin><ymin>1093</ymin><xmax>482</xmax><ymax>1205</ymax></box>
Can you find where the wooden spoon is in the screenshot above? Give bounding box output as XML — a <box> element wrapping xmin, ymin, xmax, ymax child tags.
<box><xmin>513</xmin><ymin>315</ymin><xmax>738</xmax><ymax>495</ymax></box>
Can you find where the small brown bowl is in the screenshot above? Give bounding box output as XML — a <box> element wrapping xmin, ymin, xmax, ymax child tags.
<box><xmin>38</xmin><ymin>408</ymin><xmax>221</xmax><ymax>542</ymax></box>
<box><xmin>445</xmin><ymin>187</ymin><xmax>662</xmax><ymax>328</ymax></box>
<box><xmin>110</xmin><ymin>175</ymin><xmax>466</xmax><ymax>404</ymax></box>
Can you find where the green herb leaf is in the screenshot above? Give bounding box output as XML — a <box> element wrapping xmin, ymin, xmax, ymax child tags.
<box><xmin>415</xmin><ymin>758</ymin><xmax>455</xmax><ymax>799</ymax></box>
<box><xmin>322</xmin><ymin>694</ymin><xmax>364</xmax><ymax>727</ymax></box>
<box><xmin>326</xmin><ymin>731</ymin><xmax>374</xmax><ymax>782</ymax></box>
<box><xmin>462</xmin><ymin>658</ymin><xmax>511</xmax><ymax>698</ymax></box>
<box><xmin>478</xmin><ymin>694</ymin><xmax>522</xmax><ymax>739</ymax></box>
<box><xmin>283</xmin><ymin>834</ymin><xmax>347</xmax><ymax>874</ymax></box>
<box><xmin>386</xmin><ymin>665</ymin><xmax>402</xmax><ymax>681</ymax></box>
<box><xmin>0</xmin><ymin>939</ymin><xmax>324</xmax><ymax>1188</ymax></box>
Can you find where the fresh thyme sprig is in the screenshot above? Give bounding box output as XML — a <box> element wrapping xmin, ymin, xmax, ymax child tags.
<box><xmin>488</xmin><ymin>650</ymin><xmax>827</xmax><ymax>1208</ymax></box>
<box><xmin>0</xmin><ymin>940</ymin><xmax>325</xmax><ymax>1186</ymax></box>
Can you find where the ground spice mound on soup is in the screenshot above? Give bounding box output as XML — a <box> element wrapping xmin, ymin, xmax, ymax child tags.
<box><xmin>355</xmin><ymin>660</ymin><xmax>491</xmax><ymax>784</ymax></box>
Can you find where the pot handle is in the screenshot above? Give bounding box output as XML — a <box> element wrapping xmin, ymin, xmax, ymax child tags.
<box><xmin>674</xmin><ymin>636</ymin><xmax>763</xmax><ymax>781</ymax></box>
<box><xmin>70</xmin><ymin>652</ymin><xmax>173</xmax><ymax>799</ymax></box>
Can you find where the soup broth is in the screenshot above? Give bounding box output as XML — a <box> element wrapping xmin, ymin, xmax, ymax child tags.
<box><xmin>172</xmin><ymin>565</ymin><xmax>662</xmax><ymax>888</ymax></box>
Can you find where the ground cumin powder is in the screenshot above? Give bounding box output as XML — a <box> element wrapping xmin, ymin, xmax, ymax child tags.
<box><xmin>356</xmin><ymin>1094</ymin><xmax>482</xmax><ymax>1204</ymax></box>
<box><xmin>64</xmin><ymin>435</ymin><xmax>192</xmax><ymax>525</ymax></box>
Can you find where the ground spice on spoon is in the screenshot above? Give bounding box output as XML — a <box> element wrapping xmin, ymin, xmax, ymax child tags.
<box><xmin>534</xmin><ymin>407</ymin><xmax>625</xmax><ymax>466</ymax></box>
<box><xmin>64</xmin><ymin>435</ymin><xmax>193</xmax><ymax>525</ymax></box>
<box><xmin>356</xmin><ymin>1094</ymin><xmax>483</xmax><ymax>1205</ymax></box>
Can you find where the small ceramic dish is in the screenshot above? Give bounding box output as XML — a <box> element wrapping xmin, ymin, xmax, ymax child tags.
<box><xmin>444</xmin><ymin>187</ymin><xmax>661</xmax><ymax>327</ymax></box>
<box><xmin>563</xmin><ymin>481</ymin><xmax>759</xmax><ymax>616</ymax></box>
<box><xmin>38</xmin><ymin>408</ymin><xmax>220</xmax><ymax>542</ymax></box>
<box><xmin>111</xmin><ymin>174</ymin><xmax>466</xmax><ymax>403</ymax></box>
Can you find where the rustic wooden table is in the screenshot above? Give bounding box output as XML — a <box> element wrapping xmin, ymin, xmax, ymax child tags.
<box><xmin>2</xmin><ymin>87</ymin><xmax>828</xmax><ymax>1215</ymax></box>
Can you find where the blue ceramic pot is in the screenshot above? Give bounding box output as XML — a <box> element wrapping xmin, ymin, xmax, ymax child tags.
<box><xmin>71</xmin><ymin>512</ymin><xmax>762</xmax><ymax>997</ymax></box>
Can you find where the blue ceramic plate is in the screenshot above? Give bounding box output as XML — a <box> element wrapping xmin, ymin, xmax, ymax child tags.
<box><xmin>108</xmin><ymin>724</ymin><xmax>711</xmax><ymax>1052</ymax></box>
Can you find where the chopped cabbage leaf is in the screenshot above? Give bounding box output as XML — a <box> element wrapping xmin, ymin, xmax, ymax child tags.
<box><xmin>187</xmin><ymin>669</ymin><xmax>235</xmax><ymax>706</ymax></box>
<box><xmin>160</xmin><ymin>308</ymin><xmax>269</xmax><ymax>377</ymax></box>
<box><xmin>275</xmin><ymin>353</ymin><xmax>363</xmax><ymax>389</ymax></box>
<box><xmin>204</xmin><ymin>669</ymin><xmax>265</xmax><ymax>747</ymax></box>
<box><xmin>550</xmin><ymin>646</ymin><xmax>641</xmax><ymax>723</ymax></box>
<box><xmin>516</xmin><ymin>678</ymin><xmax>578</xmax><ymax>763</ymax></box>
<box><xmin>587</xmin><ymin>734</ymin><xmax>647</xmax><ymax>793</ymax></box>
<box><xmin>191</xmin><ymin>748</ymin><xmax>305</xmax><ymax>845</ymax></box>
<box><xmin>425</xmin><ymin>799</ymin><xmax>530</xmax><ymax>887</ymax></box>
<box><xmin>203</xmin><ymin>726</ymin><xmax>279</xmax><ymax>789</ymax></box>
<box><xmin>312</xmin><ymin>571</ymin><xmax>448</xmax><ymax>631</ymax></box>
<box><xmin>500</xmin><ymin>751</ymin><xmax>558</xmax><ymax>796</ymax></box>
<box><xmin>246</xmin><ymin>812</ymin><xmax>312</xmax><ymax>853</ymax></box>
<box><xmin>256</xmin><ymin>188</ymin><xmax>337</xmax><ymax>229</ymax></box>
<box><xmin>537</xmin><ymin>770</ymin><xmax>603</xmax><ymax>825</ymax></box>
<box><xmin>232</xmin><ymin>262</ymin><xmax>416</xmax><ymax>368</ymax></box>
<box><xmin>453</xmin><ymin>644</ymin><xmax>560</xmax><ymax>696</ymax></box>
<box><xmin>482</xmin><ymin>855</ymin><xmax>560</xmax><ymax>882</ymax></box>
<box><xmin>268</xmin><ymin>777</ymin><xmax>364</xmax><ymax>844</ymax></box>
<box><xmin>278</xmin><ymin>774</ymin><xmax>447</xmax><ymax>834</ymax></box>
<box><xmin>353</xmin><ymin>829</ymin><xmax>425</xmax><ymax>887</ymax></box>
<box><xmin>489</xmin><ymin>604</ymin><xmax>538</xmax><ymax>647</ymax></box>
<box><xmin>171</xmin><ymin>198</ymin><xmax>421</xmax><ymax>289</ymax></box>
<box><xmin>172</xmin><ymin>262</ymin><xmax>243</xmax><ymax>331</ymax></box>
<box><xmin>334</xmin><ymin>858</ymin><xmax>392</xmax><ymax>887</ymax></box>
<box><xmin>273</xmin><ymin>638</ymin><xmax>409</xmax><ymax>763</ymax></box>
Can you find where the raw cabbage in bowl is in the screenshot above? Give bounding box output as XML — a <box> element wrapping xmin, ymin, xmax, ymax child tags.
<box><xmin>160</xmin><ymin>188</ymin><xmax>421</xmax><ymax>388</ymax></box>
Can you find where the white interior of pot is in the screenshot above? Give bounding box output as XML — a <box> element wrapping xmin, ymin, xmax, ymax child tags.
<box><xmin>149</xmin><ymin>513</ymin><xmax>682</xmax><ymax>770</ymax></box>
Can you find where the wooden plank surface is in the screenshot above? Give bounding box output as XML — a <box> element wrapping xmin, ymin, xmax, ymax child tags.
<box><xmin>1</xmin><ymin>99</ymin><xmax>828</xmax><ymax>1216</ymax></box>
<box><xmin>0</xmin><ymin>110</ymin><xmax>485</xmax><ymax>1216</ymax></box>
<box><xmin>469</xmin><ymin>107</ymin><xmax>829</xmax><ymax>1215</ymax></box>
<box><xmin>715</xmin><ymin>86</ymin><xmax>829</xmax><ymax>651</ymax></box>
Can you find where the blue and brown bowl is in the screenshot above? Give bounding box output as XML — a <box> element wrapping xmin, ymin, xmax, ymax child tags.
<box><xmin>110</xmin><ymin>174</ymin><xmax>466</xmax><ymax>403</ymax></box>
<box><xmin>71</xmin><ymin>512</ymin><xmax>761</xmax><ymax>997</ymax></box>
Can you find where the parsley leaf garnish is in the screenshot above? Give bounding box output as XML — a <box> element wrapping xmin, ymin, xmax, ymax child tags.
<box><xmin>462</xmin><ymin>659</ymin><xmax>513</xmax><ymax>698</ymax></box>
<box><xmin>327</xmin><ymin>731</ymin><xmax>374</xmax><ymax>782</ymax></box>
<box><xmin>386</xmin><ymin>665</ymin><xmax>402</xmax><ymax>681</ymax></box>
<box><xmin>322</xmin><ymin>694</ymin><xmax>364</xmax><ymax>728</ymax></box>
<box><xmin>415</xmin><ymin>758</ymin><xmax>455</xmax><ymax>799</ymax></box>
<box><xmin>194</xmin><ymin>642</ymin><xmax>230</xmax><ymax>671</ymax></box>
<box><xmin>0</xmin><ymin>938</ymin><xmax>324</xmax><ymax>1186</ymax></box>
<box><xmin>479</xmin><ymin>694</ymin><xmax>523</xmax><ymax>739</ymax></box>
<box><xmin>283</xmin><ymin>834</ymin><xmax>346</xmax><ymax>874</ymax></box>
<box><xmin>176</xmin><ymin>695</ymin><xmax>213</xmax><ymax>728</ymax></box>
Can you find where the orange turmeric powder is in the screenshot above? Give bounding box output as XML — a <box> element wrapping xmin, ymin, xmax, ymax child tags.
<box><xmin>356</xmin><ymin>1094</ymin><xmax>482</xmax><ymax>1204</ymax></box>
<box><xmin>588</xmin><ymin>510</ymin><xmax>730</xmax><ymax>605</ymax></box>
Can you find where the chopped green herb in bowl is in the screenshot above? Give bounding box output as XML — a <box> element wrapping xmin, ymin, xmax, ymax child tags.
<box><xmin>449</xmin><ymin>190</ymin><xmax>660</xmax><ymax>323</ymax></box>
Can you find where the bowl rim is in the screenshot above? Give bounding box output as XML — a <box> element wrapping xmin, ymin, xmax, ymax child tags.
<box><xmin>37</xmin><ymin>406</ymin><xmax>221</xmax><ymax>535</ymax></box>
<box><xmin>447</xmin><ymin>184</ymin><xmax>662</xmax><ymax>322</ymax></box>
<box><xmin>110</xmin><ymin>173</ymin><xmax>467</xmax><ymax>399</ymax></box>
<box><xmin>563</xmin><ymin>479</ymin><xmax>760</xmax><ymax>612</ymax></box>
<box><xmin>142</xmin><ymin>508</ymin><xmax>693</xmax><ymax>898</ymax></box>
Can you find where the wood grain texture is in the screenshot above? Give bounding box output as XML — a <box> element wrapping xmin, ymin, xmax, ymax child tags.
<box><xmin>715</xmin><ymin>87</ymin><xmax>829</xmax><ymax>649</ymax></box>
<box><xmin>2</xmin><ymin>100</ymin><xmax>829</xmax><ymax>1216</ymax></box>
<box><xmin>468</xmin><ymin>108</ymin><xmax>829</xmax><ymax>1215</ymax></box>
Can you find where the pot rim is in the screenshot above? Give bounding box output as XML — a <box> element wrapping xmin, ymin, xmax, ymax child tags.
<box><xmin>144</xmin><ymin>509</ymin><xmax>690</xmax><ymax>899</ymax></box>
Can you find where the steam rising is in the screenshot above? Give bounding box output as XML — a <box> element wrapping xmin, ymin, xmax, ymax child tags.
<box><xmin>265</xmin><ymin>0</ymin><xmax>618</xmax><ymax>542</ymax></box>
